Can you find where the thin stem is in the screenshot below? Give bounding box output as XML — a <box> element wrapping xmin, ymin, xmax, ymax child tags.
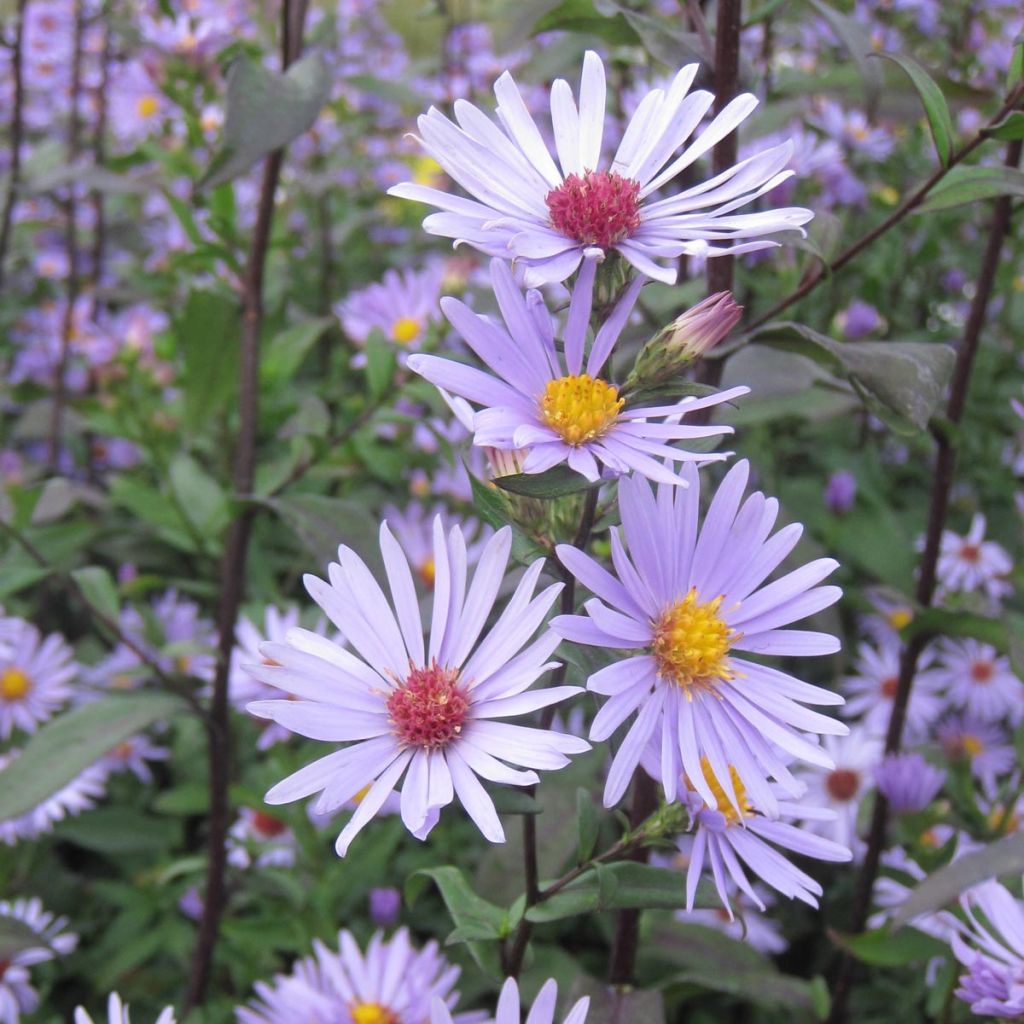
<box><xmin>89</xmin><ymin>11</ymin><xmax>112</xmax><ymax>305</ymax></box>
<box><xmin>747</xmin><ymin>83</ymin><xmax>1024</xmax><ymax>333</ymax></box>
<box><xmin>0</xmin><ymin>0</ymin><xmax>28</xmax><ymax>293</ymax></box>
<box><xmin>184</xmin><ymin>3</ymin><xmax>307</xmax><ymax>1009</ymax></box>
<box><xmin>825</xmin><ymin>136</ymin><xmax>1023</xmax><ymax>1024</ymax></box>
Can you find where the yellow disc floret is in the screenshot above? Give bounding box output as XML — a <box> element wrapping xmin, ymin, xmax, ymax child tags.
<box><xmin>391</xmin><ymin>316</ymin><xmax>421</xmax><ymax>345</ymax></box>
<box><xmin>0</xmin><ymin>668</ymin><xmax>31</xmax><ymax>702</ymax></box>
<box><xmin>136</xmin><ymin>95</ymin><xmax>159</xmax><ymax>119</ymax></box>
<box><xmin>886</xmin><ymin>607</ymin><xmax>913</xmax><ymax>631</ymax></box>
<box><xmin>539</xmin><ymin>374</ymin><xmax>623</xmax><ymax>446</ymax></box>
<box><xmin>351</xmin><ymin>1002</ymin><xmax>399</xmax><ymax>1024</ymax></box>
<box><xmin>697</xmin><ymin>756</ymin><xmax>750</xmax><ymax>825</ymax></box>
<box><xmin>652</xmin><ymin>589</ymin><xmax>735</xmax><ymax>693</ymax></box>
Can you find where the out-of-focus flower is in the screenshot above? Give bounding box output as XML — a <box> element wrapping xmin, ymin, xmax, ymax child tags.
<box><xmin>935</xmin><ymin>714</ymin><xmax>1016</xmax><ymax>797</ymax></box>
<box><xmin>952</xmin><ymin>881</ymin><xmax>1024</xmax><ymax>1019</ymax></box>
<box><xmin>249</xmin><ymin>521</ymin><xmax>587</xmax><ymax>855</ymax></box>
<box><xmin>107</xmin><ymin>60</ymin><xmax>167</xmax><ymax>144</ymax></box>
<box><xmin>369</xmin><ymin>887</ymin><xmax>402</xmax><ymax>928</ymax></box>
<box><xmin>934</xmin><ymin>639</ymin><xmax>1023</xmax><ymax>725</ymax></box>
<box><xmin>934</xmin><ymin>513</ymin><xmax>1013</xmax><ymax>606</ymax></box>
<box><xmin>0</xmin><ymin>619</ymin><xmax>76</xmax><ymax>739</ymax></box>
<box><xmin>554</xmin><ymin>462</ymin><xmax>845</xmax><ymax>812</ymax></box>
<box><xmin>824</xmin><ymin>469</ymin><xmax>857</xmax><ymax>514</ymax></box>
<box><xmin>75</xmin><ymin>993</ymin><xmax>176</xmax><ymax>1024</ymax></box>
<box><xmin>431</xmin><ymin>977</ymin><xmax>589</xmax><ymax>1024</ymax></box>
<box><xmin>97</xmin><ymin>734</ymin><xmax>169</xmax><ymax>784</ymax></box>
<box><xmin>675</xmin><ymin>887</ymin><xmax>788</xmax><ymax>955</ymax></box>
<box><xmin>836</xmin><ymin>299</ymin><xmax>881</xmax><ymax>339</ymax></box>
<box><xmin>391</xmin><ymin>52</ymin><xmax>811</xmax><ymax>286</ymax></box>
<box><xmin>874</xmin><ymin>753</ymin><xmax>945</xmax><ymax>813</ymax></box>
<box><xmin>227</xmin><ymin>809</ymin><xmax>297</xmax><ymax>871</ymax></box>
<box><xmin>410</xmin><ymin>259</ymin><xmax>748</xmax><ymax>485</ymax></box>
<box><xmin>383</xmin><ymin>502</ymin><xmax>491</xmax><ymax>589</ymax></box>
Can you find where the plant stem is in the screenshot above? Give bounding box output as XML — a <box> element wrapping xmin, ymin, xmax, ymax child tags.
<box><xmin>747</xmin><ymin>83</ymin><xmax>1024</xmax><ymax>333</ymax></box>
<box><xmin>184</xmin><ymin>2</ymin><xmax>308</xmax><ymax>1008</ymax></box>
<box><xmin>825</xmin><ymin>135</ymin><xmax>1023</xmax><ymax>1024</ymax></box>
<box><xmin>0</xmin><ymin>0</ymin><xmax>28</xmax><ymax>293</ymax></box>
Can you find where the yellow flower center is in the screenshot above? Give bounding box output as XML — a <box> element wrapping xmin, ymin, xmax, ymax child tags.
<box><xmin>652</xmin><ymin>589</ymin><xmax>736</xmax><ymax>693</ymax></box>
<box><xmin>174</xmin><ymin>654</ymin><xmax>192</xmax><ymax>674</ymax></box>
<box><xmin>412</xmin><ymin>156</ymin><xmax>444</xmax><ymax>187</ymax></box>
<box><xmin>0</xmin><ymin>668</ymin><xmax>31</xmax><ymax>701</ymax></box>
<box><xmin>391</xmin><ymin>316</ymin><xmax>421</xmax><ymax>346</ymax></box>
<box><xmin>987</xmin><ymin>807</ymin><xmax>1020</xmax><ymax>835</ymax></box>
<box><xmin>352</xmin><ymin>784</ymin><xmax>372</xmax><ymax>804</ymax></box>
<box><xmin>697</xmin><ymin>756</ymin><xmax>750</xmax><ymax>825</ymax></box>
<box><xmin>418</xmin><ymin>557</ymin><xmax>436</xmax><ymax>590</ymax></box>
<box><xmin>886</xmin><ymin>607</ymin><xmax>913</xmax><ymax>631</ymax></box>
<box><xmin>962</xmin><ymin>734</ymin><xmax>984</xmax><ymax>757</ymax></box>
<box><xmin>136</xmin><ymin>95</ymin><xmax>159</xmax><ymax>119</ymax></box>
<box><xmin>539</xmin><ymin>374</ymin><xmax>623</xmax><ymax>447</ymax></box>
<box><xmin>351</xmin><ymin>1002</ymin><xmax>398</xmax><ymax>1024</ymax></box>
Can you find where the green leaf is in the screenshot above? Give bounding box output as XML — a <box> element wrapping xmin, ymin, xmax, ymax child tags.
<box><xmin>199</xmin><ymin>50</ymin><xmax>332</xmax><ymax>189</ymax></box>
<box><xmin>468</xmin><ymin>472</ymin><xmax>513</xmax><ymax>531</ymax></box>
<box><xmin>804</xmin><ymin>0</ymin><xmax>882</xmax><ymax>109</ymax></box>
<box><xmin>905</xmin><ymin>607</ymin><xmax>1013</xmax><ymax>654</ymax></box>
<box><xmin>1009</xmin><ymin>33</ymin><xmax>1024</xmax><ymax>91</ymax></box>
<box><xmin>917</xmin><ymin>164</ymin><xmax>1024</xmax><ymax>213</ymax></box>
<box><xmin>576</xmin><ymin>787</ymin><xmax>599</xmax><ymax>863</ymax></box>
<box><xmin>70</xmin><ymin>566</ymin><xmax>120</xmax><ymax>622</ymax></box>
<box><xmin>168</xmin><ymin>454</ymin><xmax>230</xmax><ymax>540</ymax></box>
<box><xmin>346</xmin><ymin>72</ymin><xmax>422</xmax><ymax>107</ymax></box>
<box><xmin>265</xmin><ymin>493</ymin><xmax>380</xmax><ymax>569</ymax></box>
<box><xmin>0</xmin><ymin>693</ymin><xmax>184</xmax><ymax>823</ymax></box>
<box><xmin>0</xmin><ymin>915</ymin><xmax>54</xmax><ymax>959</ymax></box>
<box><xmin>753</xmin><ymin>322</ymin><xmax>955</xmax><ymax>433</ymax></box>
<box><xmin>364</xmin><ymin>332</ymin><xmax>397</xmax><ymax>402</ymax></box>
<box><xmin>830</xmin><ymin>925</ymin><xmax>949</xmax><ymax>967</ymax></box>
<box><xmin>892</xmin><ymin>832</ymin><xmax>1024</xmax><ymax>927</ymax></box>
<box><xmin>262</xmin><ymin>318</ymin><xmax>335</xmax><ymax>383</ymax></box>
<box><xmin>495</xmin><ymin>465</ymin><xmax>600</xmax><ymax>499</ymax></box>
<box><xmin>985</xmin><ymin>110</ymin><xmax>1024</xmax><ymax>141</ymax></box>
<box><xmin>489</xmin><ymin>788</ymin><xmax>541</xmax><ymax>816</ymax></box>
<box><xmin>571</xmin><ymin>981</ymin><xmax>666</xmax><ymax>1024</ymax></box>
<box><xmin>594</xmin><ymin>1</ymin><xmax>707</xmax><ymax>67</ymax></box>
<box><xmin>108</xmin><ymin>477</ymin><xmax>193</xmax><ymax>552</ymax></box>
<box><xmin>176</xmin><ymin>288</ymin><xmax>241</xmax><ymax>432</ymax></box>
<box><xmin>405</xmin><ymin>866</ymin><xmax>506</xmax><ymax>943</ymax></box>
<box><xmin>54</xmin><ymin>807</ymin><xmax>180</xmax><ymax>855</ymax></box>
<box><xmin>873</xmin><ymin>53</ymin><xmax>953</xmax><ymax>166</ymax></box>
<box><xmin>533</xmin><ymin>0</ymin><xmax>639</xmax><ymax>46</ymax></box>
<box><xmin>526</xmin><ymin>862</ymin><xmax>692</xmax><ymax>923</ymax></box>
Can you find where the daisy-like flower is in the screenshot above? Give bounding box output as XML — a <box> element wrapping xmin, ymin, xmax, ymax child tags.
<box><xmin>935</xmin><ymin>714</ymin><xmax>1016</xmax><ymax>797</ymax></box>
<box><xmin>933</xmin><ymin>639</ymin><xmax>1023</xmax><ymax>725</ymax></box>
<box><xmin>248</xmin><ymin>519</ymin><xmax>588</xmax><ymax>855</ymax></box>
<box><xmin>952</xmin><ymin>881</ymin><xmax>1024</xmax><ymax>1019</ymax></box>
<box><xmin>237</xmin><ymin>928</ymin><xmax>484</xmax><ymax>1024</ymax></box>
<box><xmin>227</xmin><ymin>809</ymin><xmax>297</xmax><ymax>871</ymax></box>
<box><xmin>0</xmin><ymin>619</ymin><xmax>76</xmax><ymax>739</ymax></box>
<box><xmin>934</xmin><ymin>513</ymin><xmax>1013</xmax><ymax>606</ymax></box>
<box><xmin>842</xmin><ymin>636</ymin><xmax>945</xmax><ymax>740</ymax></box>
<box><xmin>337</xmin><ymin>263</ymin><xmax>444</xmax><ymax>357</ymax></box>
<box><xmin>410</xmin><ymin>259</ymin><xmax>748</xmax><ymax>486</ymax></box>
<box><xmin>795</xmin><ymin>730</ymin><xmax>882</xmax><ymax>852</ymax></box>
<box><xmin>0</xmin><ymin>897</ymin><xmax>77</xmax><ymax>1024</ymax></box>
<box><xmin>97</xmin><ymin>733</ymin><xmax>169</xmax><ymax>784</ymax></box>
<box><xmin>859</xmin><ymin>588</ymin><xmax>915</xmax><ymax>646</ymax></box>
<box><xmin>873</xmin><ymin>753</ymin><xmax>945</xmax><ymax>813</ymax></box>
<box><xmin>0</xmin><ymin>749</ymin><xmax>108</xmax><ymax>845</ymax></box>
<box><xmin>552</xmin><ymin>462</ymin><xmax>846</xmax><ymax>813</ymax></box>
<box><xmin>389</xmin><ymin>51</ymin><xmax>811</xmax><ymax>285</ymax></box>
<box><xmin>75</xmin><ymin>993</ymin><xmax>176</xmax><ymax>1024</ymax></box>
<box><xmin>431</xmin><ymin>978</ymin><xmax>588</xmax><ymax>1024</ymax></box>
<box><xmin>383</xmin><ymin>503</ymin><xmax>491</xmax><ymax>589</ymax></box>
<box><xmin>682</xmin><ymin>759</ymin><xmax>851</xmax><ymax>917</ymax></box>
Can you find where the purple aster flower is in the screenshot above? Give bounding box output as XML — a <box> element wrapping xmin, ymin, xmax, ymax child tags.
<box><xmin>97</xmin><ymin>733</ymin><xmax>169</xmax><ymax>784</ymax></box>
<box><xmin>431</xmin><ymin>978</ymin><xmax>589</xmax><ymax>1024</ymax></box>
<box><xmin>837</xmin><ymin>300</ymin><xmax>881</xmax><ymax>340</ymax></box>
<box><xmin>0</xmin><ymin>618</ymin><xmax>76</xmax><ymax>739</ymax></box>
<box><xmin>389</xmin><ymin>51</ymin><xmax>812</xmax><ymax>286</ymax></box>
<box><xmin>249</xmin><ymin>519</ymin><xmax>588</xmax><ymax>855</ymax></box>
<box><xmin>410</xmin><ymin>259</ymin><xmax>748</xmax><ymax>485</ymax></box>
<box><xmin>369</xmin><ymin>887</ymin><xmax>402</xmax><ymax>928</ymax></box>
<box><xmin>934</xmin><ymin>513</ymin><xmax>1013</xmax><ymax>607</ymax></box>
<box><xmin>933</xmin><ymin>639</ymin><xmax>1023</xmax><ymax>725</ymax></box>
<box><xmin>824</xmin><ymin>469</ymin><xmax>857</xmax><ymax>514</ymax></box>
<box><xmin>874</xmin><ymin>753</ymin><xmax>945</xmax><ymax>813</ymax></box>
<box><xmin>75</xmin><ymin>994</ymin><xmax>175</xmax><ymax>1024</ymax></box>
<box><xmin>952</xmin><ymin>881</ymin><xmax>1024</xmax><ymax>1019</ymax></box>
<box><xmin>682</xmin><ymin>763</ymin><xmax>851</xmax><ymax>916</ymax></box>
<box><xmin>935</xmin><ymin>714</ymin><xmax>1016</xmax><ymax>797</ymax></box>
<box><xmin>383</xmin><ymin>503</ymin><xmax>491</xmax><ymax>589</ymax></box>
<box><xmin>552</xmin><ymin>461</ymin><xmax>846</xmax><ymax>813</ymax></box>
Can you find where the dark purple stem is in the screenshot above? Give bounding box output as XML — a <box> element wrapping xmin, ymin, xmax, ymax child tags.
<box><xmin>0</xmin><ymin>0</ymin><xmax>28</xmax><ymax>293</ymax></box>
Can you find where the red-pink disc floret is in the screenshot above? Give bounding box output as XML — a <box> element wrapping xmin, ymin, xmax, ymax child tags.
<box><xmin>545</xmin><ymin>170</ymin><xmax>642</xmax><ymax>249</ymax></box>
<box><xmin>387</xmin><ymin>662</ymin><xmax>470</xmax><ymax>749</ymax></box>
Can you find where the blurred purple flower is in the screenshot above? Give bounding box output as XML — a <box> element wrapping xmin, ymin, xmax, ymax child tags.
<box><xmin>874</xmin><ymin>753</ymin><xmax>945</xmax><ymax>813</ymax></box>
<box><xmin>824</xmin><ymin>469</ymin><xmax>857</xmax><ymax>514</ymax></box>
<box><xmin>369</xmin><ymin>887</ymin><xmax>401</xmax><ymax>927</ymax></box>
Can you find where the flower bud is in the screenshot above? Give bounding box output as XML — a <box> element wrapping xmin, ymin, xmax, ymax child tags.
<box><xmin>624</xmin><ymin>292</ymin><xmax>742</xmax><ymax>393</ymax></box>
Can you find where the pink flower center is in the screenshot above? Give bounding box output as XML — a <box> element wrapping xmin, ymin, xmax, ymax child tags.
<box><xmin>251</xmin><ymin>811</ymin><xmax>288</xmax><ymax>838</ymax></box>
<box><xmin>545</xmin><ymin>170</ymin><xmax>641</xmax><ymax>249</ymax></box>
<box><xmin>880</xmin><ymin>675</ymin><xmax>898</xmax><ymax>699</ymax></box>
<box><xmin>386</xmin><ymin>662</ymin><xmax>470</xmax><ymax>749</ymax></box>
<box><xmin>959</xmin><ymin>542</ymin><xmax>981</xmax><ymax>563</ymax></box>
<box><xmin>826</xmin><ymin>768</ymin><xmax>860</xmax><ymax>802</ymax></box>
<box><xmin>970</xmin><ymin>661</ymin><xmax>994</xmax><ymax>684</ymax></box>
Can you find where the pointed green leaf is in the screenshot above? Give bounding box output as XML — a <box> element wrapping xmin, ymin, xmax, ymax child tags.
<box><xmin>874</xmin><ymin>52</ymin><xmax>953</xmax><ymax>165</ymax></box>
<box><xmin>495</xmin><ymin>465</ymin><xmax>599</xmax><ymax>499</ymax></box>
<box><xmin>917</xmin><ymin>164</ymin><xmax>1024</xmax><ymax>213</ymax></box>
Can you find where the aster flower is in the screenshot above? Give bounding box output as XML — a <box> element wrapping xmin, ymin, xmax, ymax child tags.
<box><xmin>237</xmin><ymin>928</ymin><xmax>484</xmax><ymax>1024</ymax></box>
<box><xmin>0</xmin><ymin>749</ymin><xmax>108</xmax><ymax>845</ymax></box>
<box><xmin>823</xmin><ymin>469</ymin><xmax>857</xmax><ymax>514</ymax></box>
<box><xmin>75</xmin><ymin>993</ymin><xmax>176</xmax><ymax>1024</ymax></box>
<box><xmin>859</xmin><ymin>588</ymin><xmax>915</xmax><ymax>645</ymax></box>
<box><xmin>410</xmin><ymin>259</ymin><xmax>748</xmax><ymax>486</ymax></box>
<box><xmin>227</xmin><ymin>809</ymin><xmax>297</xmax><ymax>871</ymax></box>
<box><xmin>97</xmin><ymin>733</ymin><xmax>169</xmax><ymax>784</ymax></box>
<box><xmin>389</xmin><ymin>51</ymin><xmax>812</xmax><ymax>285</ymax></box>
<box><xmin>0</xmin><ymin>897</ymin><xmax>77</xmax><ymax>1024</ymax></box>
<box><xmin>383</xmin><ymin>502</ymin><xmax>491</xmax><ymax>589</ymax></box>
<box><xmin>952</xmin><ymin>881</ymin><xmax>1024</xmax><ymax>1019</ymax></box>
<box><xmin>337</xmin><ymin>263</ymin><xmax>444</xmax><ymax>358</ymax></box>
<box><xmin>842</xmin><ymin>636</ymin><xmax>945</xmax><ymax>740</ymax></box>
<box><xmin>935</xmin><ymin>714</ymin><xmax>1016</xmax><ymax>796</ymax></box>
<box><xmin>934</xmin><ymin>513</ymin><xmax>1013</xmax><ymax>607</ymax></box>
<box><xmin>249</xmin><ymin>519</ymin><xmax>588</xmax><ymax>855</ymax></box>
<box><xmin>0</xmin><ymin>619</ymin><xmax>76</xmax><ymax>739</ymax></box>
<box><xmin>552</xmin><ymin>461</ymin><xmax>846</xmax><ymax>813</ymax></box>
<box><xmin>431</xmin><ymin>978</ymin><xmax>589</xmax><ymax>1024</ymax></box>
<box><xmin>682</xmin><ymin>760</ymin><xmax>851</xmax><ymax>917</ymax></box>
<box><xmin>674</xmin><ymin>886</ymin><xmax>788</xmax><ymax>955</ymax></box>
<box><xmin>795</xmin><ymin>730</ymin><xmax>882</xmax><ymax>852</ymax></box>
<box><xmin>933</xmin><ymin>639</ymin><xmax>1023</xmax><ymax>725</ymax></box>
<box><xmin>874</xmin><ymin>753</ymin><xmax>945</xmax><ymax>813</ymax></box>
